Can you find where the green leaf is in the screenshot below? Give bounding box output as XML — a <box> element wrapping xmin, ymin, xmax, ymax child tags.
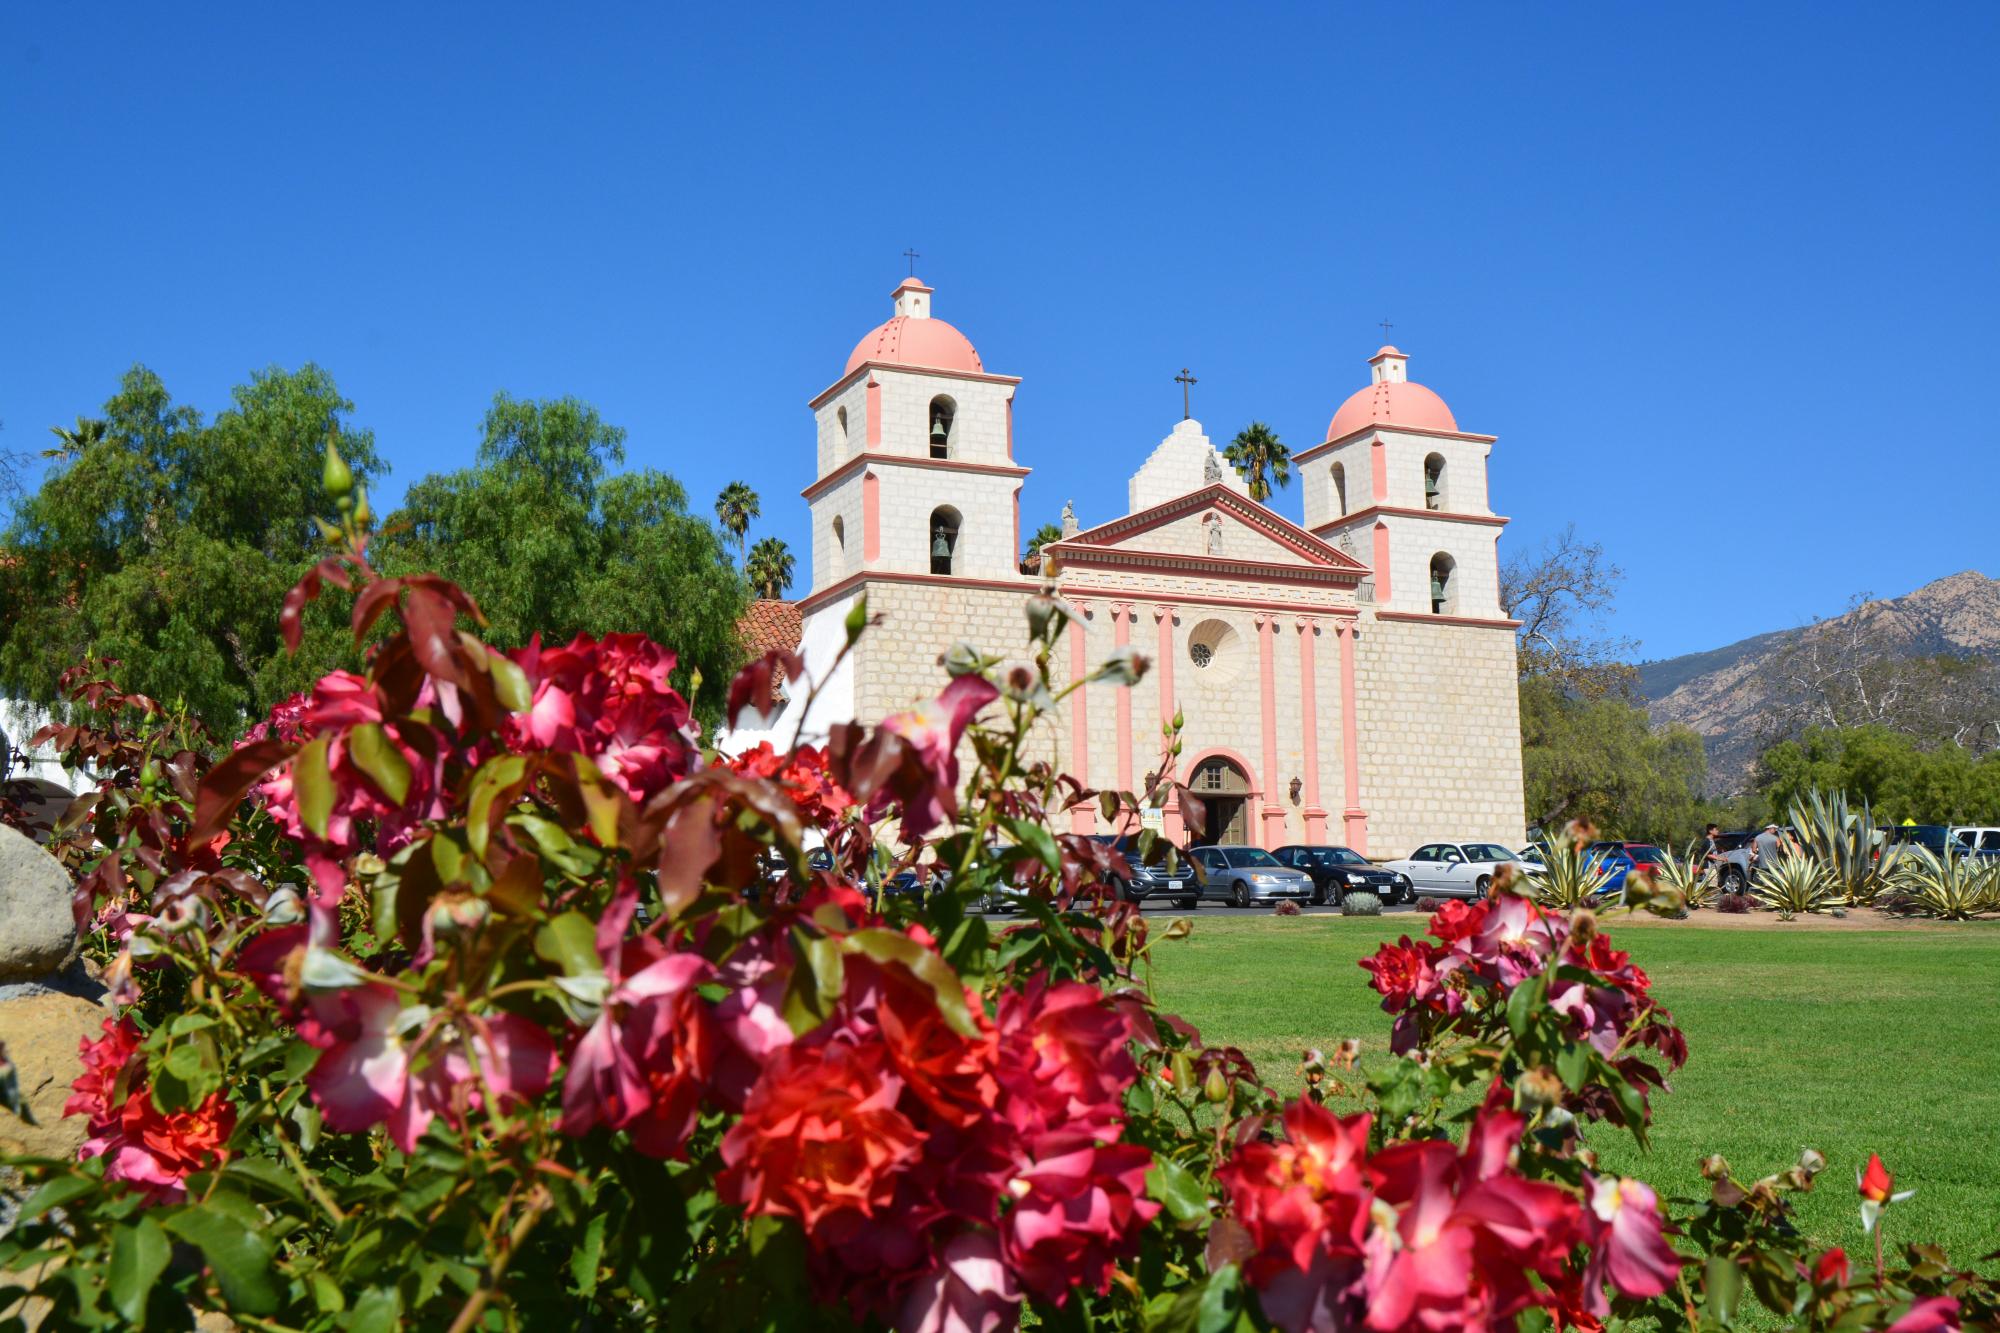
<box><xmin>534</xmin><ymin>911</ymin><xmax>602</xmax><ymax>980</ymax></box>
<box><xmin>464</xmin><ymin>752</ymin><xmax>529</xmax><ymax>860</ymax></box>
<box><xmin>844</xmin><ymin>595</ymin><xmax>869</xmax><ymax>644</ymax></box>
<box><xmin>164</xmin><ymin>1202</ymin><xmax>279</xmax><ymax>1315</ymax></box>
<box><xmin>1146</xmin><ymin>1155</ymin><xmax>1212</xmax><ymax>1223</ymax></box>
<box><xmin>782</xmin><ymin>931</ymin><xmax>845</xmax><ymax>1035</ymax></box>
<box><xmin>309</xmin><ymin>1270</ymin><xmax>347</xmax><ymax>1313</ymax></box>
<box><xmin>489</xmin><ymin>654</ymin><xmax>533</xmax><ymax>713</ymax></box>
<box><xmin>1704</xmin><ymin>1254</ymin><xmax>1742</xmax><ymax>1326</ymax></box>
<box><xmin>17</xmin><ymin>1173</ymin><xmax>95</xmax><ymax>1222</ymax></box>
<box><xmin>843</xmin><ymin>929</ymin><xmax>979</xmax><ymax>1037</ymax></box>
<box><xmin>570</xmin><ymin>1210</ymin><xmax>608</xmax><ymax>1296</ymax></box>
<box><xmin>348</xmin><ymin>722</ymin><xmax>412</xmax><ymax>804</ymax></box>
<box><xmin>1505</xmin><ymin>970</ymin><xmax>1546</xmax><ymax>1043</ymax></box>
<box><xmin>1001</xmin><ymin>817</ymin><xmax>1062</xmax><ymax>875</ymax></box>
<box><xmin>1555</xmin><ymin>1042</ymin><xmax>1589</xmax><ymax>1092</ymax></box>
<box><xmin>223</xmin><ymin>1156</ymin><xmax>307</xmax><ymax>1205</ymax></box>
<box><xmin>108</xmin><ymin>1215</ymin><xmax>171</xmax><ymax>1324</ymax></box>
<box><xmin>1197</xmin><ymin>1263</ymin><xmax>1246</xmax><ymax>1333</ymax></box>
<box><xmin>293</xmin><ymin>736</ymin><xmax>335</xmax><ymax>841</ymax></box>
<box><xmin>343</xmin><ymin>1287</ymin><xmax>401</xmax><ymax>1332</ymax></box>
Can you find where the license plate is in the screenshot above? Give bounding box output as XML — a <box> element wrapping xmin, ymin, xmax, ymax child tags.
<box><xmin>1167</xmin><ymin>880</ymin><xmax>1184</xmax><ymax>890</ymax></box>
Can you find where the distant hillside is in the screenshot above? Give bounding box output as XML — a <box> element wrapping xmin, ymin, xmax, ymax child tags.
<box><xmin>1636</xmin><ymin>571</ymin><xmax>2000</xmax><ymax>792</ymax></box>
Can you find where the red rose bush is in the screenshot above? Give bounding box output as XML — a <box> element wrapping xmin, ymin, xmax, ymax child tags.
<box><xmin>5</xmin><ymin>465</ymin><xmax>1995</xmax><ymax>1332</ymax></box>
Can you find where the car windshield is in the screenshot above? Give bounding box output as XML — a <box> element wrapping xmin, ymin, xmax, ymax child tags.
<box><xmin>1627</xmin><ymin>845</ymin><xmax>1664</xmax><ymax>860</ymax></box>
<box><xmin>1462</xmin><ymin>844</ymin><xmax>1515</xmax><ymax>863</ymax></box>
<box><xmin>1225</xmin><ymin>848</ymin><xmax>1282</xmax><ymax>868</ymax></box>
<box><xmin>1312</xmin><ymin>847</ymin><xmax>1368</xmax><ymax>866</ymax></box>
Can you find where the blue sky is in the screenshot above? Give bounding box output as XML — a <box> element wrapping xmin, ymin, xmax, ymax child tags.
<box><xmin>4</xmin><ymin>3</ymin><xmax>1995</xmax><ymax>660</ymax></box>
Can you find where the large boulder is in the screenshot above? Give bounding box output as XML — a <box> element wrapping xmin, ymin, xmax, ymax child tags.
<box><xmin>0</xmin><ymin>825</ymin><xmax>76</xmax><ymax>982</ymax></box>
<box><xmin>0</xmin><ymin>988</ymin><xmax>107</xmax><ymax>1162</ymax></box>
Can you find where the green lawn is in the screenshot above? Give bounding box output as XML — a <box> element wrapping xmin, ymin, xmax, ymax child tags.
<box><xmin>1145</xmin><ymin>913</ymin><xmax>2000</xmax><ymax>1264</ymax></box>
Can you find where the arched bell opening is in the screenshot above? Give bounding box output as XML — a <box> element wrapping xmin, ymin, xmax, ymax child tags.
<box><xmin>1423</xmin><ymin>453</ymin><xmax>1446</xmax><ymax>511</ymax></box>
<box><xmin>1330</xmin><ymin>461</ymin><xmax>1348</xmax><ymax>517</ymax></box>
<box><xmin>929</xmin><ymin>506</ymin><xmax>962</xmax><ymax>576</ymax></box>
<box><xmin>1429</xmin><ymin>552</ymin><xmax>1458</xmax><ymax>615</ymax></box>
<box><xmin>928</xmin><ymin>396</ymin><xmax>957</xmax><ymax>460</ymax></box>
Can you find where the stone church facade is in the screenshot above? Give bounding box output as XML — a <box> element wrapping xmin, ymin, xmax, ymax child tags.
<box><xmin>734</xmin><ymin>275</ymin><xmax>1524</xmax><ymax>858</ymax></box>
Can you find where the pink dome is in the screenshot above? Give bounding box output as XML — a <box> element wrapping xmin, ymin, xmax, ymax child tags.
<box><xmin>1325</xmin><ymin>379</ymin><xmax>1458</xmax><ymax>440</ymax></box>
<box><xmin>845</xmin><ymin>315</ymin><xmax>984</xmax><ymax>376</ymax></box>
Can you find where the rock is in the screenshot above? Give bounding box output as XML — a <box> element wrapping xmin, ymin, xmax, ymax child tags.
<box><xmin>0</xmin><ymin>825</ymin><xmax>77</xmax><ymax>982</ymax></box>
<box><xmin>0</xmin><ymin>990</ymin><xmax>109</xmax><ymax>1162</ymax></box>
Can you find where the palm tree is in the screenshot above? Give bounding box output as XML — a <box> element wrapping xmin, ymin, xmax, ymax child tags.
<box><xmin>714</xmin><ymin>481</ymin><xmax>760</xmax><ymax>566</ymax></box>
<box><xmin>1223</xmin><ymin>422</ymin><xmax>1292</xmax><ymax>503</ymax></box>
<box><xmin>745</xmin><ymin>536</ymin><xmax>795</xmax><ymax>600</ymax></box>
<box><xmin>1021</xmin><ymin>522</ymin><xmax>1064</xmax><ymax>571</ymax></box>
<box><xmin>45</xmin><ymin>416</ymin><xmax>108</xmax><ymax>461</ymax></box>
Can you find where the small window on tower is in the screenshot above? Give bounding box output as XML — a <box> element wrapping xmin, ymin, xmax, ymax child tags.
<box><xmin>832</xmin><ymin>514</ymin><xmax>846</xmax><ymax>555</ymax></box>
<box><xmin>836</xmin><ymin>405</ymin><xmax>849</xmax><ymax>452</ymax></box>
<box><xmin>928</xmin><ymin>396</ymin><xmax>957</xmax><ymax>460</ymax></box>
<box><xmin>1331</xmin><ymin>461</ymin><xmax>1348</xmax><ymax>517</ymax></box>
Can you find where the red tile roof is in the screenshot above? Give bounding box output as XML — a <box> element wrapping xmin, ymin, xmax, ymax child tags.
<box><xmin>738</xmin><ymin>599</ymin><xmax>802</xmax><ymax>658</ymax></box>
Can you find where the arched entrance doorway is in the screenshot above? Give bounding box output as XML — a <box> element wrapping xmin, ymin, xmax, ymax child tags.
<box><xmin>1188</xmin><ymin>756</ymin><xmax>1251</xmax><ymax>846</ymax></box>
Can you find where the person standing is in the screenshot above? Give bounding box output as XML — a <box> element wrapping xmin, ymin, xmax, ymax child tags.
<box><xmin>1752</xmin><ymin>823</ymin><xmax>1785</xmax><ymax>869</ymax></box>
<box><xmin>1701</xmin><ymin>823</ymin><xmax>1725</xmax><ymax>886</ymax></box>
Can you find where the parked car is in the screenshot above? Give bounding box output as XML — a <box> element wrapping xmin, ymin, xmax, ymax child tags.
<box><xmin>1949</xmin><ymin>827</ymin><xmax>2000</xmax><ymax>860</ymax></box>
<box><xmin>1087</xmin><ymin>833</ymin><xmax>1197</xmax><ymax>907</ymax></box>
<box><xmin>1378</xmin><ymin>841</ymin><xmax>1525</xmax><ymax>900</ymax></box>
<box><xmin>1187</xmin><ymin>845</ymin><xmax>1315</xmax><ymax>908</ymax></box>
<box><xmin>1589</xmin><ymin>841</ymin><xmax>1667</xmax><ymax>876</ymax></box>
<box><xmin>1273</xmin><ymin>844</ymin><xmax>1410</xmax><ymax>906</ymax></box>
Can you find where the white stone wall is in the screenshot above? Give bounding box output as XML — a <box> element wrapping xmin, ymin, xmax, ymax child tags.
<box><xmin>1374</xmin><ymin>514</ymin><xmax>1503</xmax><ymax>617</ymax></box>
<box><xmin>714</xmin><ymin>595</ymin><xmax>860</xmax><ymax>755</ymax></box>
<box><xmin>1301</xmin><ymin>437</ymin><xmax>1377</xmax><ymax>531</ymax></box>
<box><xmin>1351</xmin><ymin>614</ymin><xmax>1525</xmax><ymax>857</ymax></box>
<box><xmin>808</xmin><ymin>472</ymin><xmax>865</xmax><ymax>593</ymax></box>
<box><xmin>874</xmin><ymin>369</ymin><xmax>1015</xmax><ymax>466</ymax></box>
<box><xmin>1375</xmin><ymin>428</ymin><xmax>1494</xmax><ymax>515</ymax></box>
<box><xmin>1111</xmin><ymin>508</ymin><xmax>1303</xmax><ymax>564</ymax></box>
<box><xmin>871</xmin><ymin>464</ymin><xmax>1023</xmax><ymax>580</ymax></box>
<box><xmin>1127</xmin><ymin>419</ymin><xmax>1248</xmax><ymax>514</ymax></box>
<box><xmin>813</xmin><ymin>379</ymin><xmax>870</xmax><ymax>476</ymax></box>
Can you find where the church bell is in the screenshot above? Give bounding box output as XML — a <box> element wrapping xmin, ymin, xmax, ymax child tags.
<box><xmin>930</xmin><ymin>415</ymin><xmax>949</xmax><ymax>445</ymax></box>
<box><xmin>932</xmin><ymin>527</ymin><xmax>953</xmax><ymax>559</ymax></box>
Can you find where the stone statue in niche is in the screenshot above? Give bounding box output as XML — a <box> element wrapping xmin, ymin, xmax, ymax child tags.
<box><xmin>1203</xmin><ymin>451</ymin><xmax>1223</xmax><ymax>485</ymax></box>
<box><xmin>1060</xmin><ymin>499</ymin><xmax>1078</xmax><ymax>538</ymax></box>
<box><xmin>1205</xmin><ymin>514</ymin><xmax>1223</xmax><ymax>556</ymax></box>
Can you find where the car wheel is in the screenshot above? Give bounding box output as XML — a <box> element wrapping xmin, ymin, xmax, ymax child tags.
<box><xmin>1723</xmin><ymin>867</ymin><xmax>1746</xmax><ymax>892</ymax></box>
<box><xmin>1232</xmin><ymin>881</ymin><xmax>1250</xmax><ymax>909</ymax></box>
<box><xmin>1111</xmin><ymin>876</ymin><xmax>1133</xmax><ymax>903</ymax></box>
<box><xmin>1177</xmin><ymin>894</ymin><xmax>1198</xmax><ymax>910</ymax></box>
<box><xmin>1310</xmin><ymin>881</ymin><xmax>1327</xmax><ymax>907</ymax></box>
<box><xmin>1476</xmin><ymin>875</ymin><xmax>1492</xmax><ymax>899</ymax></box>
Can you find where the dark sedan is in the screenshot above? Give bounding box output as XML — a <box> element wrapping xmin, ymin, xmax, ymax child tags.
<box><xmin>1087</xmin><ymin>834</ymin><xmax>1198</xmax><ymax>907</ymax></box>
<box><xmin>1274</xmin><ymin>845</ymin><xmax>1411</xmax><ymax>906</ymax></box>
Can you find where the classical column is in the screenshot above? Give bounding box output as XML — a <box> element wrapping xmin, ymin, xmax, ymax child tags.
<box><xmin>1111</xmin><ymin>603</ymin><xmax>1134</xmax><ymax>795</ymax></box>
<box><xmin>1153</xmin><ymin>605</ymin><xmax>1181</xmax><ymax>842</ymax></box>
<box><xmin>1337</xmin><ymin>619</ymin><xmax>1368</xmax><ymax>852</ymax></box>
<box><xmin>1256</xmin><ymin>613</ymin><xmax>1285</xmax><ymax>848</ymax></box>
<box><xmin>1069</xmin><ymin>600</ymin><xmax>1093</xmax><ymax>834</ymax></box>
<box><xmin>1297</xmin><ymin>616</ymin><xmax>1328</xmax><ymax>841</ymax></box>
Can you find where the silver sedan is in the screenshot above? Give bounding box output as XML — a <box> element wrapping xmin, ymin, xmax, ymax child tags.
<box><xmin>1188</xmin><ymin>845</ymin><xmax>1316</xmax><ymax>908</ymax></box>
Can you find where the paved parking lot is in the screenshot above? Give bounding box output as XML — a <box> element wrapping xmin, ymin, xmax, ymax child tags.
<box><xmin>981</xmin><ymin>900</ymin><xmax>1429</xmax><ymax>920</ymax></box>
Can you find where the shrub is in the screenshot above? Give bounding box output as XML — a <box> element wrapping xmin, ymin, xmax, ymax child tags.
<box><xmin>1753</xmin><ymin>849</ymin><xmax>1834</xmax><ymax>919</ymax></box>
<box><xmin>1789</xmin><ymin>788</ymin><xmax>1889</xmax><ymax>904</ymax></box>
<box><xmin>1338</xmin><ymin>889</ymin><xmax>1382</xmax><ymax>916</ymax></box>
<box><xmin>1716</xmin><ymin>892</ymin><xmax>1756</xmax><ymax>914</ymax></box>
<box><xmin>1644</xmin><ymin>841</ymin><xmax>1717</xmax><ymax>910</ymax></box>
<box><xmin>1273</xmin><ymin>899</ymin><xmax>1303</xmax><ymax>916</ymax></box>
<box><xmin>1522</xmin><ymin>824</ymin><xmax>1617</xmax><ymax>909</ymax></box>
<box><xmin>1891</xmin><ymin>846</ymin><xmax>2000</xmax><ymax>921</ymax></box>
<box><xmin>2</xmin><ymin>474</ymin><xmax>1992</xmax><ymax>1332</ymax></box>
<box><xmin>1415</xmin><ymin>894</ymin><xmax>1451</xmax><ymax>912</ymax></box>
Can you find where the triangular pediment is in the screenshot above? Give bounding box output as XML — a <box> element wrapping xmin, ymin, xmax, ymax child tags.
<box><xmin>1052</xmin><ymin>484</ymin><xmax>1369</xmax><ymax>576</ymax></box>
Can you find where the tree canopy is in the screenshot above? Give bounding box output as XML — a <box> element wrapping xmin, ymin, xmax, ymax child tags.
<box><xmin>1519</xmin><ymin>677</ymin><xmax>1708</xmax><ymax>842</ymax></box>
<box><xmin>1223</xmin><ymin>422</ymin><xmax>1290</xmax><ymax>502</ymax></box>
<box><xmin>375</xmin><ymin>392</ymin><xmax>748</xmax><ymax>725</ymax></box>
<box><xmin>0</xmin><ymin>364</ymin><xmax>384</xmax><ymax>733</ymax></box>
<box><xmin>1756</xmin><ymin>725</ymin><xmax>2000</xmax><ymax>825</ymax></box>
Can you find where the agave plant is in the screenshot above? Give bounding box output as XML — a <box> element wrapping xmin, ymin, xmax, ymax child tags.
<box><xmin>1890</xmin><ymin>846</ymin><xmax>2000</xmax><ymax>921</ymax></box>
<box><xmin>1788</xmin><ymin>788</ymin><xmax>1888</xmax><ymax>905</ymax></box>
<box><xmin>1752</xmin><ymin>848</ymin><xmax>1833</xmax><ymax>920</ymax></box>
<box><xmin>1524</xmin><ymin>831</ymin><xmax>1616</xmax><ymax>909</ymax></box>
<box><xmin>1648</xmin><ymin>841</ymin><xmax>1719</xmax><ymax>910</ymax></box>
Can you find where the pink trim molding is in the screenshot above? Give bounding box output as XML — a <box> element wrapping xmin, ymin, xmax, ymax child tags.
<box><xmin>1111</xmin><ymin>603</ymin><xmax>1134</xmax><ymax>794</ymax></box>
<box><xmin>1256</xmin><ymin>614</ymin><xmax>1285</xmax><ymax>848</ymax></box>
<box><xmin>810</xmin><ymin>363</ymin><xmax>1023</xmax><ymax>411</ymax></box>
<box><xmin>1336</xmin><ymin>621</ymin><xmax>1366</xmax><ymax>853</ymax></box>
<box><xmin>1296</xmin><ymin>617</ymin><xmax>1326</xmax><ymax>841</ymax></box>
<box><xmin>796</xmin><ymin>568</ymin><xmax>1041</xmax><ymax>617</ymax></box>
<box><xmin>1069</xmin><ymin>603</ymin><xmax>1093</xmax><ymax>834</ymax></box>
<box><xmin>1310</xmin><ymin>504</ymin><xmax>1510</xmax><ymax>533</ymax></box>
<box><xmin>862</xmin><ymin>472</ymin><xmax>881</xmax><ymax>563</ymax></box>
<box><xmin>802</xmin><ymin>451</ymin><xmax>1031</xmax><ymax>502</ymax></box>
<box><xmin>866</xmin><ymin>377</ymin><xmax>881</xmax><ymax>449</ymax></box>
<box><xmin>1373</xmin><ymin>610</ymin><xmax>1522</xmax><ymax>629</ymax></box>
<box><xmin>1370</xmin><ymin>440</ymin><xmax>1388</xmax><ymax>503</ymax></box>
<box><xmin>1371</xmin><ymin>523</ymin><xmax>1392</xmax><ymax>604</ymax></box>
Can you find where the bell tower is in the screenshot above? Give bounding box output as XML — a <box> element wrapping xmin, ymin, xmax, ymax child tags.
<box><xmin>1295</xmin><ymin>345</ymin><xmax>1505</xmax><ymax>619</ymax></box>
<box><xmin>803</xmin><ymin>276</ymin><xmax>1029</xmax><ymax>596</ymax></box>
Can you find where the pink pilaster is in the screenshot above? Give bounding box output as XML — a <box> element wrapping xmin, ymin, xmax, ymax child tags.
<box><xmin>1256</xmin><ymin>613</ymin><xmax>1286</xmax><ymax>848</ymax></box>
<box><xmin>1297</xmin><ymin>617</ymin><xmax>1327</xmax><ymax>841</ymax></box>
<box><xmin>1012</xmin><ymin>488</ymin><xmax>1022</xmax><ymax>574</ymax></box>
<box><xmin>1370</xmin><ymin>437</ymin><xmax>1388</xmax><ymax>502</ymax></box>
<box><xmin>1372</xmin><ymin>522</ymin><xmax>1392</xmax><ymax>604</ymax></box>
<box><xmin>1337</xmin><ymin>620</ymin><xmax>1367</xmax><ymax>852</ymax></box>
<box><xmin>862</xmin><ymin>472</ymin><xmax>881</xmax><ymax>562</ymax></box>
<box><xmin>1111</xmin><ymin>603</ymin><xmax>1133</xmax><ymax>795</ymax></box>
<box><xmin>1069</xmin><ymin>601</ymin><xmax>1094</xmax><ymax>834</ymax></box>
<box><xmin>1154</xmin><ymin>605</ymin><xmax>1181</xmax><ymax>842</ymax></box>
<box><xmin>866</xmin><ymin>376</ymin><xmax>882</xmax><ymax>449</ymax></box>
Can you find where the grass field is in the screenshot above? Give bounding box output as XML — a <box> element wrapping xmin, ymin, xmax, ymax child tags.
<box><xmin>1145</xmin><ymin>913</ymin><xmax>2000</xmax><ymax>1264</ymax></box>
